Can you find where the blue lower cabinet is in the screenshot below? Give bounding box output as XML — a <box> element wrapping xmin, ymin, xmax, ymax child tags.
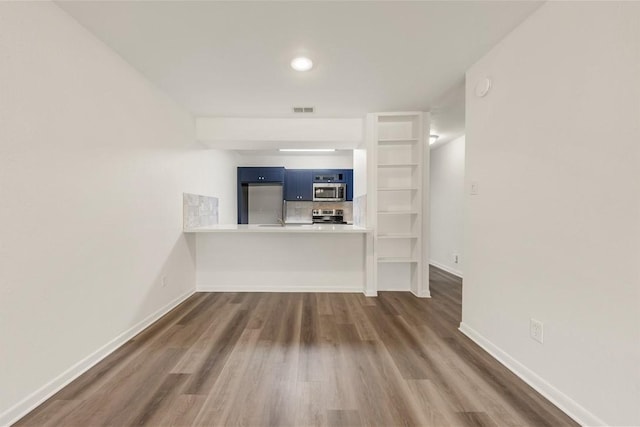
<box><xmin>285</xmin><ymin>169</ymin><xmax>313</xmax><ymax>201</ymax></box>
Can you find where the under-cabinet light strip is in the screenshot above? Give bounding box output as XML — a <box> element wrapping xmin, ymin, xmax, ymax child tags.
<box><xmin>278</xmin><ymin>149</ymin><xmax>336</xmax><ymax>152</ymax></box>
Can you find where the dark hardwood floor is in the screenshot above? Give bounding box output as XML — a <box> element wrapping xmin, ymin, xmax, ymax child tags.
<box><xmin>15</xmin><ymin>267</ymin><xmax>578</xmax><ymax>426</ymax></box>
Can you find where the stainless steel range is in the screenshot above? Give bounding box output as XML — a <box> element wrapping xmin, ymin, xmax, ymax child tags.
<box><xmin>312</xmin><ymin>209</ymin><xmax>346</xmax><ymax>224</ymax></box>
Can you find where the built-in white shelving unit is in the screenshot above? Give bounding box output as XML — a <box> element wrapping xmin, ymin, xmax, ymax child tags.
<box><xmin>367</xmin><ymin>112</ymin><xmax>430</xmax><ymax>297</ymax></box>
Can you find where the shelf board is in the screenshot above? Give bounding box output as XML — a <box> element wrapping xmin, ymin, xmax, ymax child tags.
<box><xmin>377</xmin><ymin>163</ymin><xmax>418</xmax><ymax>168</ymax></box>
<box><xmin>377</xmin><ymin>234</ymin><xmax>418</xmax><ymax>239</ymax></box>
<box><xmin>377</xmin><ymin>211</ymin><xmax>419</xmax><ymax>215</ymax></box>
<box><xmin>377</xmin><ymin>187</ymin><xmax>418</xmax><ymax>192</ymax></box>
<box><xmin>377</xmin><ymin>257</ymin><xmax>419</xmax><ymax>263</ymax></box>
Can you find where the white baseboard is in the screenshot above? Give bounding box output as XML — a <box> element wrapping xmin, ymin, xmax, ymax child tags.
<box><xmin>411</xmin><ymin>289</ymin><xmax>432</xmax><ymax>298</ymax></box>
<box><xmin>429</xmin><ymin>260</ymin><xmax>463</xmax><ymax>278</ymax></box>
<box><xmin>0</xmin><ymin>289</ymin><xmax>195</xmax><ymax>427</ymax></box>
<box><xmin>196</xmin><ymin>283</ymin><xmax>363</xmax><ymax>293</ymax></box>
<box><xmin>458</xmin><ymin>322</ymin><xmax>605</xmax><ymax>427</ymax></box>
<box><xmin>377</xmin><ymin>286</ymin><xmax>410</xmax><ymax>292</ymax></box>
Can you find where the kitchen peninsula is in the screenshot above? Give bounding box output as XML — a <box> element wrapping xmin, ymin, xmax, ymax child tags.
<box><xmin>187</xmin><ymin>223</ymin><xmax>367</xmax><ymax>233</ymax></box>
<box><xmin>185</xmin><ymin>223</ymin><xmax>374</xmax><ymax>295</ymax></box>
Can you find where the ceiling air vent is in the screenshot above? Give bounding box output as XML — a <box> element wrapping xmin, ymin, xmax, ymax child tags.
<box><xmin>293</xmin><ymin>106</ymin><xmax>315</xmax><ymax>113</ymax></box>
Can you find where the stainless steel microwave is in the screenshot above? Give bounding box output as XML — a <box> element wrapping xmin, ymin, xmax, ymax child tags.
<box><xmin>313</xmin><ymin>183</ymin><xmax>346</xmax><ymax>201</ymax></box>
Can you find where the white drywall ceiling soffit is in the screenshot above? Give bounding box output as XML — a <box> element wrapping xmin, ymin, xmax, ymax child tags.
<box><xmin>279</xmin><ymin>149</ymin><xmax>335</xmax><ymax>152</ymax></box>
<box><xmin>195</xmin><ymin>117</ymin><xmax>363</xmax><ymax>150</ymax></box>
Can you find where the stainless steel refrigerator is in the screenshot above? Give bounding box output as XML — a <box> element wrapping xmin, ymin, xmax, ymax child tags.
<box><xmin>247</xmin><ymin>184</ymin><xmax>283</xmax><ymax>224</ymax></box>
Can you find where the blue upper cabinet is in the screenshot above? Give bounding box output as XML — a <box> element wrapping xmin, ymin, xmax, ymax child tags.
<box><xmin>285</xmin><ymin>169</ymin><xmax>313</xmax><ymax>201</ymax></box>
<box><xmin>238</xmin><ymin>167</ymin><xmax>352</xmax><ymax>206</ymax></box>
<box><xmin>238</xmin><ymin>167</ymin><xmax>285</xmax><ymax>183</ymax></box>
<box><xmin>312</xmin><ymin>169</ymin><xmax>347</xmax><ymax>183</ymax></box>
<box><xmin>345</xmin><ymin>169</ymin><xmax>354</xmax><ymax>201</ymax></box>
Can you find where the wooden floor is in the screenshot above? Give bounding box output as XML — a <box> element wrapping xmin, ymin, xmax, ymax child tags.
<box><xmin>15</xmin><ymin>267</ymin><xmax>578</xmax><ymax>427</ymax></box>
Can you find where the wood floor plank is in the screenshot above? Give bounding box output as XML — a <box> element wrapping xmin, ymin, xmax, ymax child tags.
<box><xmin>170</xmin><ymin>300</ymin><xmax>244</xmax><ymax>374</ymax></box>
<box><xmin>342</xmin><ymin>294</ymin><xmax>380</xmax><ymax>341</ymax></box>
<box><xmin>405</xmin><ymin>379</ymin><xmax>456</xmax><ymax>427</ymax></box>
<box><xmin>294</xmin><ymin>381</ymin><xmax>328</xmax><ymax>427</ymax></box>
<box><xmin>14</xmin><ymin>267</ymin><xmax>579</xmax><ymax>427</ymax></box>
<box><xmin>326</xmin><ymin>409</ymin><xmax>363</xmax><ymax>427</ymax></box>
<box><xmin>58</xmin><ymin>347</ymin><xmax>186</xmax><ymax>427</ymax></box>
<box><xmin>129</xmin><ymin>373</ymin><xmax>191</xmax><ymax>426</ymax></box>
<box><xmin>183</xmin><ymin>308</ymin><xmax>251</xmax><ymax>395</ymax></box>
<box><xmin>244</xmin><ymin>292</ymin><xmax>274</xmax><ymax>330</ymax></box>
<box><xmin>12</xmin><ymin>399</ymin><xmax>84</xmax><ymax>427</ymax></box>
<box><xmin>139</xmin><ymin>394</ymin><xmax>207</xmax><ymax>427</ymax></box>
<box><xmin>329</xmin><ymin>293</ymin><xmax>353</xmax><ymax>324</ymax></box>
<box><xmin>353</xmin><ymin>338</ymin><xmax>424</xmax><ymax>426</ymax></box>
<box><xmin>316</xmin><ymin>292</ymin><xmax>335</xmax><ymax>315</ymax></box>
<box><xmin>362</xmin><ymin>303</ymin><xmax>434</xmax><ymax>380</ymax></box>
<box><xmin>454</xmin><ymin>411</ymin><xmax>500</xmax><ymax>427</ymax></box>
<box><xmin>190</xmin><ymin>328</ymin><xmax>263</xmax><ymax>426</ymax></box>
<box><xmin>298</xmin><ymin>294</ymin><xmax>326</xmax><ymax>382</ymax></box>
<box><xmin>321</xmin><ymin>319</ymin><xmax>360</xmax><ymax>411</ymax></box>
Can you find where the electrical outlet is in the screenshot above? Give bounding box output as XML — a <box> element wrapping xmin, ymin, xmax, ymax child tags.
<box><xmin>161</xmin><ymin>275</ymin><xmax>168</xmax><ymax>288</ymax></box>
<box><xmin>530</xmin><ymin>318</ymin><xmax>544</xmax><ymax>344</ymax></box>
<box><xmin>453</xmin><ymin>254</ymin><xmax>459</xmax><ymax>264</ymax></box>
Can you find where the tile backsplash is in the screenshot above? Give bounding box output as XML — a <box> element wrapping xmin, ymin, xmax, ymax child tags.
<box><xmin>284</xmin><ymin>201</ymin><xmax>313</xmax><ymax>224</ymax></box>
<box><xmin>284</xmin><ymin>201</ymin><xmax>353</xmax><ymax>224</ymax></box>
<box><xmin>183</xmin><ymin>193</ymin><xmax>219</xmax><ymax>229</ymax></box>
<box><xmin>353</xmin><ymin>194</ymin><xmax>367</xmax><ymax>227</ymax></box>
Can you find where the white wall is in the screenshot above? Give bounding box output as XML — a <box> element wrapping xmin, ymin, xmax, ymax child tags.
<box><xmin>352</xmin><ymin>149</ymin><xmax>367</xmax><ymax>197</ymax></box>
<box><xmin>196</xmin><ymin>117</ymin><xmax>363</xmax><ymax>150</ymax></box>
<box><xmin>201</xmin><ymin>150</ymin><xmax>238</xmax><ymax>224</ymax></box>
<box><xmin>429</xmin><ymin>136</ymin><xmax>465</xmax><ymax>277</ymax></box>
<box><xmin>0</xmin><ymin>3</ymin><xmax>233</xmax><ymax>423</ymax></box>
<box><xmin>235</xmin><ymin>150</ymin><xmax>353</xmax><ymax>169</ymax></box>
<box><xmin>463</xmin><ymin>2</ymin><xmax>640</xmax><ymax>426</ymax></box>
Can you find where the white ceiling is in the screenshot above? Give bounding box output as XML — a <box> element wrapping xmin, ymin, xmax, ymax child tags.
<box><xmin>57</xmin><ymin>1</ymin><xmax>541</xmax><ymax>142</ymax></box>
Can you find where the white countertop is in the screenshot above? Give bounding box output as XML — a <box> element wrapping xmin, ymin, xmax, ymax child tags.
<box><xmin>184</xmin><ymin>223</ymin><xmax>370</xmax><ymax>234</ymax></box>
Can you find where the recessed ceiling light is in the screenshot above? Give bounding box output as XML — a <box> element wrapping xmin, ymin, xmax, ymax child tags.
<box><xmin>279</xmin><ymin>149</ymin><xmax>335</xmax><ymax>152</ymax></box>
<box><xmin>290</xmin><ymin>56</ymin><xmax>313</xmax><ymax>72</ymax></box>
<box><xmin>429</xmin><ymin>135</ymin><xmax>440</xmax><ymax>145</ymax></box>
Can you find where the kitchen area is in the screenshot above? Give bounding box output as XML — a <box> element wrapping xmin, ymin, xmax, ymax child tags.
<box><xmin>184</xmin><ymin>112</ymin><xmax>429</xmax><ymax>298</ymax></box>
<box><xmin>238</xmin><ymin>167</ymin><xmax>353</xmax><ymax>226</ymax></box>
<box><xmin>183</xmin><ymin>146</ymin><xmax>375</xmax><ymax>295</ymax></box>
